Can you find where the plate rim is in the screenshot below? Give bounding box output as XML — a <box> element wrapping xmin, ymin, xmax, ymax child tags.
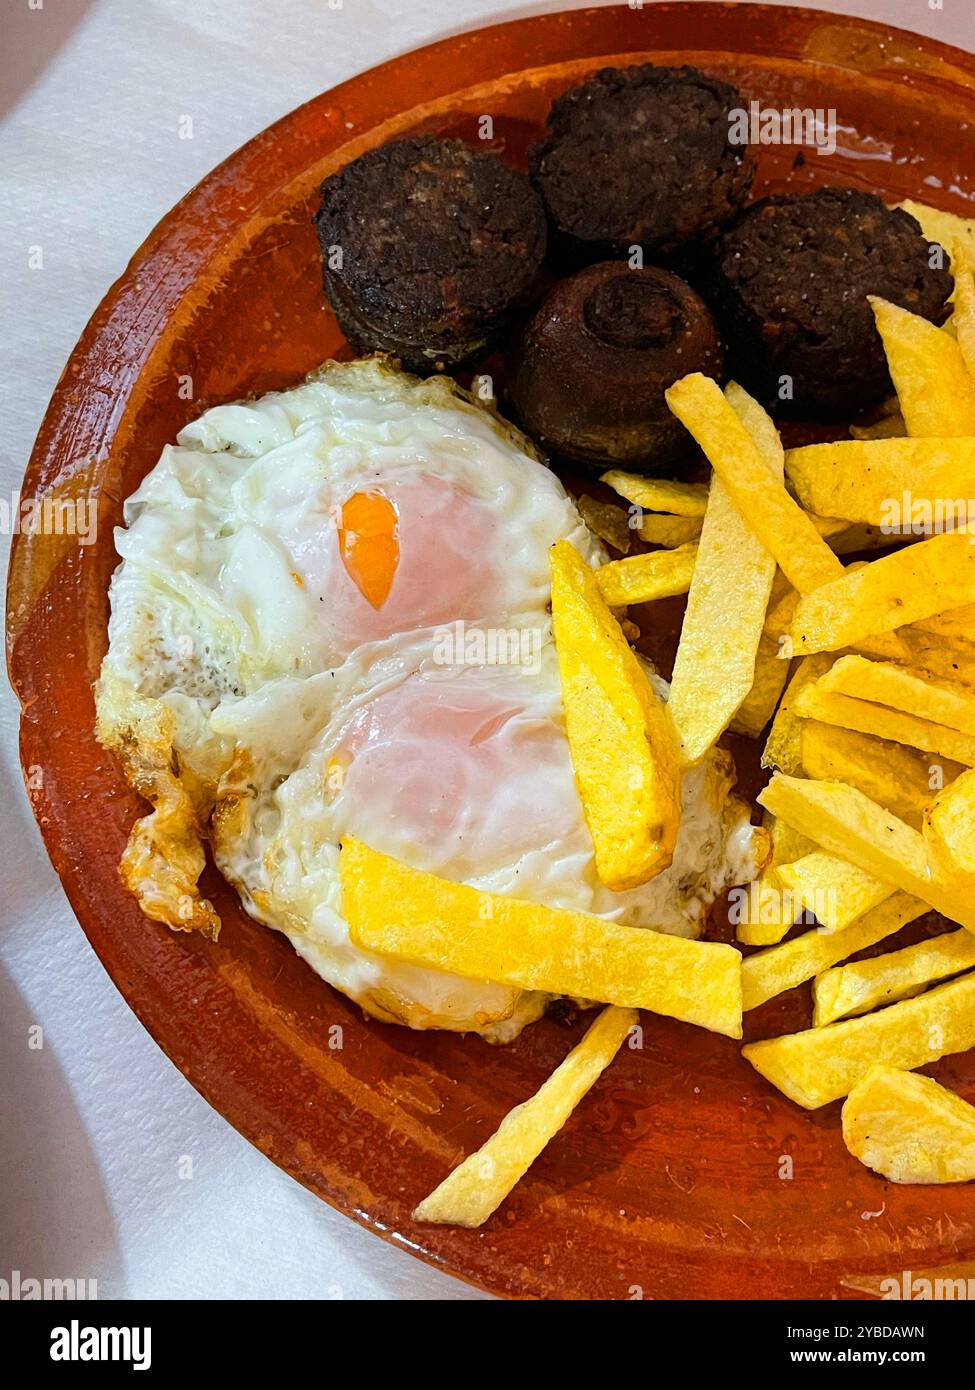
<box><xmin>9</xmin><ymin>2</ymin><xmax>975</xmax><ymax>1301</ymax></box>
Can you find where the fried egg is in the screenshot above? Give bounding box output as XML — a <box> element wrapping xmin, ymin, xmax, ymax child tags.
<box><xmin>96</xmin><ymin>356</ymin><xmax>761</xmax><ymax>1040</ymax></box>
<box><xmin>110</xmin><ymin>355</ymin><xmax>596</xmax><ymax>692</ymax></box>
<box><xmin>208</xmin><ymin>631</ymin><xmax>757</xmax><ymax>1036</ymax></box>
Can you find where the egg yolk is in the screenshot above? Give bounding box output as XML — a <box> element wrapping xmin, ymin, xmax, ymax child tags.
<box><xmin>280</xmin><ymin>472</ymin><xmax>504</xmax><ymax>654</ymax></box>
<box><xmin>326</xmin><ymin>669</ymin><xmax>582</xmax><ymax>879</ymax></box>
<box><xmin>338</xmin><ymin>490</ymin><xmax>399</xmax><ymax>610</ymax></box>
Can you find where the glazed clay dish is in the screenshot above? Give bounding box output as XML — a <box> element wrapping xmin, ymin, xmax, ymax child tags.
<box><xmin>5</xmin><ymin>5</ymin><xmax>973</xmax><ymax>1295</ymax></box>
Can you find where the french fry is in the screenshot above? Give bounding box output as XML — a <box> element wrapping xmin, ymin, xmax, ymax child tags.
<box><xmin>743</xmin><ymin>970</ymin><xmax>975</xmax><ymax>1108</ymax></box>
<box><xmin>724</xmin><ymin>375</ymin><xmax>789</xmax><ymax>461</ymax></box>
<box><xmin>953</xmin><ymin>263</ymin><xmax>975</xmax><ymax>378</ymax></box>
<box><xmin>730</xmin><ymin>636</ymin><xmax>792</xmax><ymax>738</ymax></box>
<box><xmin>667</xmin><ymin>384</ymin><xmax>779</xmax><ymax>763</ymax></box>
<box><xmin>595</xmin><ymin>543</ymin><xmax>697</xmax><ymax>607</ymax></box>
<box><xmin>577</xmin><ymin>495</ymin><xmax>632</xmax><ymax>554</ymax></box>
<box><xmin>842</xmin><ymin>1065</ymin><xmax>975</xmax><ymax>1183</ymax></box>
<box><xmin>665</xmin><ymin>373</ymin><xmax>844</xmax><ymax>594</ymax></box>
<box><xmin>853</xmin><ymin>628</ymin><xmax>914</xmax><ymax>662</ymax></box>
<box><xmin>870</xmin><ymin>296</ymin><xmax>975</xmax><ymax>436</ymax></box>
<box><xmin>638</xmin><ymin>513</ymin><xmax>703</xmax><ymax>547</ymax></box>
<box><xmin>736</xmin><ymin>812</ymin><xmax>815</xmax><ymax>947</ymax></box>
<box><xmin>792</xmin><ymin>683</ymin><xmax>975</xmax><ymax>766</ymax></box>
<box><xmin>923</xmin><ymin>767</ymin><xmax>975</xmax><ymax>882</ymax></box>
<box><xmin>757</xmin><ymin>773</ymin><xmax>975</xmax><ymax>932</ymax></box>
<box><xmin>819</xmin><ymin>655</ymin><xmax>975</xmax><ymax>737</ymax></box>
<box><xmin>600</xmin><ymin>470</ymin><xmax>709</xmax><ymax>517</ymax></box>
<box><xmin>736</xmin><ymin>873</ymin><xmax>797</xmax><ymax>947</ymax></box>
<box><xmin>899</xmin><ymin>627</ymin><xmax>975</xmax><ymax>686</ymax></box>
<box><xmin>814</xmin><ymin>928</ymin><xmax>975</xmax><ymax>1025</ymax></box>
<box><xmin>775</xmin><ymin>851</ymin><xmax>894</xmax><ymax>933</ymax></box>
<box><xmin>767</xmin><ymin>566</ymin><xmax>797</xmax><ymax>611</ymax></box>
<box><xmin>341</xmin><ymin>838</ymin><xmax>744</xmax><ymax>1037</ymax></box>
<box><xmin>731</xmin><ymin>587</ymin><xmax>798</xmax><ymax>738</ymax></box>
<box><xmin>762</xmin><ymin>652</ymin><xmax>835</xmax><ymax>774</ymax></box>
<box><xmin>769</xmin><ymin>814</ymin><xmax>818</xmax><ymax>865</ymax></box>
<box><xmin>550</xmin><ymin>539</ymin><xmax>681</xmax><ymax>889</ymax></box>
<box><xmin>414</xmin><ymin>1005</ymin><xmax>637</xmax><ymax>1226</ymax></box>
<box><xmin>913</xmin><ymin>602</ymin><xmax>975</xmax><ymax>643</ymax></box>
<box><xmin>799</xmin><ymin>721</ymin><xmax>954</xmax><ymax>828</ymax></box>
<box><xmin>741</xmin><ymin>892</ymin><xmax>925</xmax><ymax>1012</ymax></box>
<box><xmin>784</xmin><ymin>437</ymin><xmax>975</xmax><ymax>527</ymax></box>
<box><xmin>788</xmin><ymin>529</ymin><xmax>975</xmax><ymax>656</ymax></box>
<box><xmin>808</xmin><ymin>514</ymin><xmax>847</xmax><ymax>541</ymax></box>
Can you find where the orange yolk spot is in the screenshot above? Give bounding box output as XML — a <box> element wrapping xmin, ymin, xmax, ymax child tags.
<box><xmin>338</xmin><ymin>490</ymin><xmax>399</xmax><ymax>610</ymax></box>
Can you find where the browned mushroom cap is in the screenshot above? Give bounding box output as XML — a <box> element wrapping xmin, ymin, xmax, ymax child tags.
<box><xmin>506</xmin><ymin>262</ymin><xmax>724</xmax><ymax>472</ymax></box>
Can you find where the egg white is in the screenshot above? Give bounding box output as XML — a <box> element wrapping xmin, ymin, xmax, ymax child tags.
<box><xmin>207</xmin><ymin>625</ymin><xmax>756</xmax><ymax>1035</ymax></box>
<box><xmin>107</xmin><ymin>356</ymin><xmax>598</xmax><ymax>704</ymax></box>
<box><xmin>98</xmin><ymin>356</ymin><xmax>760</xmax><ymax>1040</ymax></box>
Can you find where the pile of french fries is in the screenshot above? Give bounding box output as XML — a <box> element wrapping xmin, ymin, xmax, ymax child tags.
<box><xmin>340</xmin><ymin>201</ymin><xmax>975</xmax><ymax>1228</ymax></box>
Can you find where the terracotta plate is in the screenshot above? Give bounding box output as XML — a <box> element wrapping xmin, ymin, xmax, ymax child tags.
<box><xmin>9</xmin><ymin>3</ymin><xmax>975</xmax><ymax>1300</ymax></box>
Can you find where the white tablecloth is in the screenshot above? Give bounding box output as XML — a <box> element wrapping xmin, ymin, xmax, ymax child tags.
<box><xmin>1</xmin><ymin>0</ymin><xmax>971</xmax><ymax>1301</ymax></box>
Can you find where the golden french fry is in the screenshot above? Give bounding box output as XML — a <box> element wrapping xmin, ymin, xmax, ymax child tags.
<box><xmin>731</xmin><ymin>586</ymin><xmax>798</xmax><ymax>738</ymax></box>
<box><xmin>414</xmin><ymin>1005</ymin><xmax>637</xmax><ymax>1226</ymax></box>
<box><xmin>819</xmin><ymin>655</ymin><xmax>975</xmax><ymax>737</ymax></box>
<box><xmin>757</xmin><ymin>773</ymin><xmax>975</xmax><ymax>932</ymax></box>
<box><xmin>595</xmin><ymin>544</ymin><xmax>697</xmax><ymax>607</ymax></box>
<box><xmin>724</xmin><ymin>375</ymin><xmax>788</xmax><ymax>459</ymax></box>
<box><xmin>341</xmin><ymin>838</ymin><xmax>744</xmax><ymax>1037</ymax></box>
<box><xmin>735</xmin><ymin>872</ymin><xmax>796</xmax><ymax>947</ymax></box>
<box><xmin>913</xmin><ymin>602</ymin><xmax>975</xmax><ymax>643</ymax></box>
<box><xmin>743</xmin><ymin>970</ymin><xmax>975</xmax><ymax>1108</ymax></box>
<box><xmin>769</xmin><ymin>813</ymin><xmax>818</xmax><ymax>865</ymax></box>
<box><xmin>638</xmin><ymin>513</ymin><xmax>703</xmax><ymax>547</ymax></box>
<box><xmin>852</xmin><ymin>628</ymin><xmax>914</xmax><ymax>662</ymax></box>
<box><xmin>767</xmin><ymin>566</ymin><xmax>797</xmax><ymax>611</ymax></box>
<box><xmin>736</xmin><ymin>812</ymin><xmax>816</xmax><ymax>947</ymax></box>
<box><xmin>665</xmin><ymin>373</ymin><xmax>844</xmax><ymax>594</ymax></box>
<box><xmin>785</xmin><ymin>437</ymin><xmax>975</xmax><ymax>527</ymax></box>
<box><xmin>775</xmin><ymin>851</ymin><xmax>894</xmax><ymax>933</ymax></box>
<box><xmin>793</xmin><ymin>683</ymin><xmax>975</xmax><ymax>766</ymax></box>
<box><xmin>923</xmin><ymin>767</ymin><xmax>975</xmax><ymax>884</ymax></box>
<box><xmin>799</xmin><ymin>720</ymin><xmax>954</xmax><ymax>829</ymax></box>
<box><xmin>898</xmin><ymin>628</ymin><xmax>975</xmax><ymax>689</ymax></box>
<box><xmin>730</xmin><ymin>637</ymin><xmax>791</xmax><ymax>738</ymax></box>
<box><xmin>600</xmin><ymin>470</ymin><xmax>709</xmax><ymax>517</ymax></box>
<box><xmin>814</xmin><ymin>928</ymin><xmax>975</xmax><ymax>1025</ymax></box>
<box><xmin>577</xmin><ymin>495</ymin><xmax>632</xmax><ymax>554</ymax></box>
<box><xmin>807</xmin><ymin>513</ymin><xmax>845</xmax><ymax>539</ymax></box>
<box><xmin>842</xmin><ymin>1064</ymin><xmax>975</xmax><ymax>1183</ymax></box>
<box><xmin>767</xmin><ymin>584</ymin><xmax>800</xmax><ymax>633</ymax></box>
<box><xmin>550</xmin><ymin>539</ymin><xmax>681</xmax><ymax>889</ymax></box>
<box><xmin>789</xmin><ymin>529</ymin><xmax>975</xmax><ymax>656</ymax></box>
<box><xmin>870</xmin><ymin>296</ymin><xmax>975</xmax><ymax>436</ymax></box>
<box><xmin>667</xmin><ymin>384</ymin><xmax>780</xmax><ymax>763</ymax></box>
<box><xmin>953</xmin><ymin>263</ymin><xmax>975</xmax><ymax>378</ymax></box>
<box><xmin>742</xmin><ymin>892</ymin><xmax>925</xmax><ymax>1012</ymax></box>
<box><xmin>762</xmin><ymin>652</ymin><xmax>835</xmax><ymax>774</ymax></box>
